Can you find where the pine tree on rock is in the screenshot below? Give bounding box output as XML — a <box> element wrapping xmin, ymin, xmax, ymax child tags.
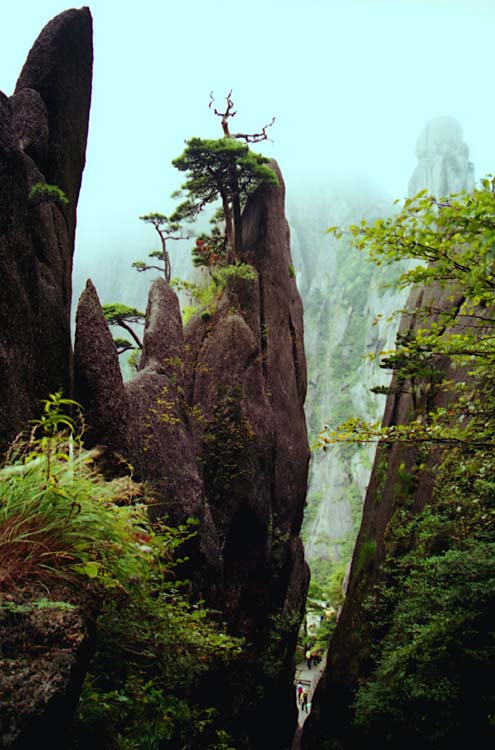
<box><xmin>133</xmin><ymin>213</ymin><xmax>193</xmax><ymax>283</ymax></box>
<box><xmin>172</xmin><ymin>91</ymin><xmax>278</xmax><ymax>263</ymax></box>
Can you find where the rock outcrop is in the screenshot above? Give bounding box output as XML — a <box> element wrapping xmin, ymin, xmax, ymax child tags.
<box><xmin>0</xmin><ymin>7</ymin><xmax>92</xmax><ymax>451</ymax></box>
<box><xmin>74</xmin><ymin>163</ymin><xmax>310</xmax><ymax>749</ymax></box>
<box><xmin>408</xmin><ymin>116</ymin><xmax>474</xmax><ymax>198</ymax></box>
<box><xmin>74</xmin><ymin>280</ymin><xmax>129</xmax><ymax>457</ymax></box>
<box><xmin>0</xmin><ymin>588</ymin><xmax>97</xmax><ymax>750</ymax></box>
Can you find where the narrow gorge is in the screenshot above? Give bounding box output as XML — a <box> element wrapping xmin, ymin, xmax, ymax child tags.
<box><xmin>1</xmin><ymin>7</ymin><xmax>494</xmax><ymax>750</ymax></box>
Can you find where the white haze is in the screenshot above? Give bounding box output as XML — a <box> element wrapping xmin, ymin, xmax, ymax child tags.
<box><xmin>1</xmin><ymin>0</ymin><xmax>495</xmax><ymax>271</ymax></box>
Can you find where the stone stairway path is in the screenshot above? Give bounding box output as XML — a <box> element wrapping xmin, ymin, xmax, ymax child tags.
<box><xmin>290</xmin><ymin>653</ymin><xmax>327</xmax><ymax>749</ymax></box>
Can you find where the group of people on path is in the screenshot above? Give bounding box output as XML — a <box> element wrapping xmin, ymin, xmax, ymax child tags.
<box><xmin>305</xmin><ymin>647</ymin><xmax>321</xmax><ymax>670</ymax></box>
<box><xmin>296</xmin><ymin>681</ymin><xmax>309</xmax><ymax>713</ymax></box>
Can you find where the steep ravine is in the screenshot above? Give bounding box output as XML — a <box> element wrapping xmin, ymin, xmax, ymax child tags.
<box><xmin>1</xmin><ymin>8</ymin><xmax>485</xmax><ymax>750</ymax></box>
<box><xmin>301</xmin><ymin>118</ymin><xmax>483</xmax><ymax>749</ymax></box>
<box><xmin>289</xmin><ymin>183</ymin><xmax>405</xmax><ymax>585</ymax></box>
<box><xmin>294</xmin><ymin>115</ymin><xmax>476</xmax><ymax>606</ymax></box>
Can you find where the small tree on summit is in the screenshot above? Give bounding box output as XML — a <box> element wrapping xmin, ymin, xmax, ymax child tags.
<box><xmin>132</xmin><ymin>213</ymin><xmax>193</xmax><ymax>283</ymax></box>
<box><xmin>172</xmin><ymin>91</ymin><xmax>279</xmax><ymax>263</ymax></box>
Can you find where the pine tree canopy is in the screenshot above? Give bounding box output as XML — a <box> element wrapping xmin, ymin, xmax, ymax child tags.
<box><xmin>171</xmin><ymin>136</ymin><xmax>278</xmax><ymax>221</ymax></box>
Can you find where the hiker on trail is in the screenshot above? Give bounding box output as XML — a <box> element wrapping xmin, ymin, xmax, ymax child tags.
<box><xmin>296</xmin><ymin>681</ymin><xmax>303</xmax><ymax>701</ymax></box>
<box><xmin>306</xmin><ymin>648</ymin><xmax>312</xmax><ymax>669</ymax></box>
<box><xmin>301</xmin><ymin>690</ymin><xmax>309</xmax><ymax>713</ymax></box>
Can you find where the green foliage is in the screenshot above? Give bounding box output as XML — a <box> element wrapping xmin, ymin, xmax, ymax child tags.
<box><xmin>1</xmin><ymin>395</ymin><xmax>242</xmax><ymax>749</ymax></box>
<box><xmin>28</xmin><ymin>182</ymin><xmax>69</xmax><ymax>207</ymax></box>
<box><xmin>102</xmin><ymin>303</ymin><xmax>145</xmax><ymax>326</ymax></box>
<box><xmin>172</xmin><ymin>136</ymin><xmax>277</xmax><ymax>221</ymax></box>
<box><xmin>330</xmin><ymin>178</ymin><xmax>495</xmax><ymax>304</ymax></box>
<box><xmin>172</xmin><ymin>132</ymin><xmax>277</xmax><ymax>261</ymax></box>
<box><xmin>103</xmin><ymin>303</ymin><xmax>145</xmax><ymax>354</ymax></box>
<box><xmin>320</xmin><ymin>177</ymin><xmax>495</xmax><ymax>452</ymax></box>
<box><xmin>321</xmin><ymin>178</ymin><xmax>495</xmax><ymax>746</ymax></box>
<box><xmin>212</xmin><ymin>262</ymin><xmax>257</xmax><ymax>285</ymax></box>
<box><xmin>353</xmin><ymin>460</ymin><xmax>495</xmax><ymax>746</ymax></box>
<box><xmin>0</xmin><ymin>394</ymin><xmax>170</xmax><ymax>592</ymax></box>
<box><xmin>74</xmin><ymin>571</ymin><xmax>242</xmax><ymax>749</ymax></box>
<box><xmin>172</xmin><ymin>263</ymin><xmax>256</xmax><ymax>325</ymax></box>
<box><xmin>0</xmin><ymin>597</ymin><xmax>76</xmax><ymax>615</ymax></box>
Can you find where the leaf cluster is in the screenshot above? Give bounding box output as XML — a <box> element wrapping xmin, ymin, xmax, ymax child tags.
<box><xmin>320</xmin><ymin>176</ymin><xmax>495</xmax><ymax>451</ymax></box>
<box><xmin>0</xmin><ymin>395</ymin><xmax>242</xmax><ymax>749</ymax></box>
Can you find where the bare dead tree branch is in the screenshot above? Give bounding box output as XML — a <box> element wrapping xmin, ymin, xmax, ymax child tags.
<box><xmin>209</xmin><ymin>90</ymin><xmax>275</xmax><ymax>142</ymax></box>
<box><xmin>230</xmin><ymin>117</ymin><xmax>276</xmax><ymax>143</ymax></box>
<box><xmin>209</xmin><ymin>90</ymin><xmax>236</xmax><ymax>136</ymax></box>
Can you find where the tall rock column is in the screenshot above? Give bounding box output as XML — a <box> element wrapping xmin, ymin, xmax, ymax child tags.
<box><xmin>183</xmin><ymin>162</ymin><xmax>310</xmax><ymax>749</ymax></box>
<box><xmin>0</xmin><ymin>8</ymin><xmax>92</xmax><ymax>451</ymax></box>
<box><xmin>74</xmin><ymin>162</ymin><xmax>310</xmax><ymax>750</ymax></box>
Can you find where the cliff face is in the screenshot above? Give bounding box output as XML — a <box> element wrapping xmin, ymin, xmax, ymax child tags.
<box><xmin>0</xmin><ymin>10</ymin><xmax>93</xmax><ymax>749</ymax></box>
<box><xmin>74</xmin><ymin>163</ymin><xmax>310</xmax><ymax>749</ymax></box>
<box><xmin>0</xmin><ymin>588</ymin><xmax>97</xmax><ymax>750</ymax></box>
<box><xmin>302</xmin><ymin>119</ymin><xmax>487</xmax><ymax>750</ymax></box>
<box><xmin>288</xmin><ymin>183</ymin><xmax>405</xmax><ymax>606</ymax></box>
<box><xmin>301</xmin><ymin>285</ymin><xmax>469</xmax><ymax>749</ymax></box>
<box><xmin>0</xmin><ymin>8</ymin><xmax>92</xmax><ymax>451</ymax></box>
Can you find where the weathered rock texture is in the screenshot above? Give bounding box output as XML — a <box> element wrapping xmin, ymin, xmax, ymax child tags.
<box><xmin>0</xmin><ymin>587</ymin><xmax>97</xmax><ymax>750</ymax></box>
<box><xmin>0</xmin><ymin>8</ymin><xmax>92</xmax><ymax>451</ymax></box>
<box><xmin>74</xmin><ymin>163</ymin><xmax>310</xmax><ymax>749</ymax></box>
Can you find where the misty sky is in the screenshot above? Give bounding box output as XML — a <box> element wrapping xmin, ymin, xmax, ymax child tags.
<box><xmin>1</xmin><ymin>0</ymin><xmax>495</xmax><ymax>272</ymax></box>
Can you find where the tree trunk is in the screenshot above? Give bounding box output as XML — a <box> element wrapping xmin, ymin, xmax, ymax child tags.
<box><xmin>233</xmin><ymin>191</ymin><xmax>243</xmax><ymax>257</ymax></box>
<box><xmin>221</xmin><ymin>189</ymin><xmax>235</xmax><ymax>264</ymax></box>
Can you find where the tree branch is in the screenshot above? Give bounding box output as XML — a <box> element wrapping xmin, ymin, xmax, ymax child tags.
<box><xmin>117</xmin><ymin>320</ymin><xmax>143</xmax><ymax>349</ymax></box>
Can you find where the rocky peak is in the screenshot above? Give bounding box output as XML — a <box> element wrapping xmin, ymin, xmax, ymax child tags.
<box><xmin>15</xmin><ymin>7</ymin><xmax>93</xmax><ymax>235</ymax></box>
<box><xmin>408</xmin><ymin>115</ymin><xmax>474</xmax><ymax>197</ymax></box>
<box><xmin>74</xmin><ymin>160</ymin><xmax>310</xmax><ymax>750</ymax></box>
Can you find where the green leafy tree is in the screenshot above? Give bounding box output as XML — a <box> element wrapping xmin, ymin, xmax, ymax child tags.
<box><xmin>318</xmin><ymin>178</ymin><xmax>495</xmax><ymax>747</ymax></box>
<box><xmin>172</xmin><ymin>91</ymin><xmax>279</xmax><ymax>263</ymax></box>
<box><xmin>321</xmin><ymin>177</ymin><xmax>495</xmax><ymax>451</ymax></box>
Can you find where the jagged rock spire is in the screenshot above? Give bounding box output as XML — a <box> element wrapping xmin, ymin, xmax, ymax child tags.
<box><xmin>408</xmin><ymin>115</ymin><xmax>474</xmax><ymax>197</ymax></box>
